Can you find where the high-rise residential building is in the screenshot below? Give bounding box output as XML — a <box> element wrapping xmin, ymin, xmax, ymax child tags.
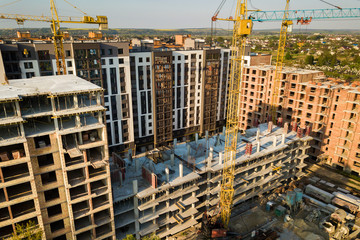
<box><xmin>240</xmin><ymin>65</ymin><xmax>360</xmax><ymax>175</ymax></box>
<box><xmin>129</xmin><ymin>48</ymin><xmax>231</xmax><ymax>152</ymax></box>
<box><xmin>0</xmin><ymin>41</ymin><xmax>134</xmax><ymax>154</ymax></box>
<box><xmin>0</xmin><ymin>75</ymin><xmax>115</xmax><ymax>239</ymax></box>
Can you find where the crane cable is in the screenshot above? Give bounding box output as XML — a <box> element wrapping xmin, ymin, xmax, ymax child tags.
<box><xmin>319</xmin><ymin>0</ymin><xmax>342</xmax><ymax>9</ymax></box>
<box><xmin>0</xmin><ymin>0</ymin><xmax>22</xmax><ymax>8</ymax></box>
<box><xmin>63</xmin><ymin>0</ymin><xmax>88</xmax><ymax>15</ymax></box>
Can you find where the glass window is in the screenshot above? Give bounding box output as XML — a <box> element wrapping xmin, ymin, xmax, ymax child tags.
<box><xmin>39</xmin><ymin>61</ymin><xmax>52</xmax><ymax>72</ymax></box>
<box><xmin>37</xmin><ymin>50</ymin><xmax>50</xmax><ymax>60</ymax></box>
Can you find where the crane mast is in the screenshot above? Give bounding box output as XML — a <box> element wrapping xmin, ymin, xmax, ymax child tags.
<box><xmin>270</xmin><ymin>0</ymin><xmax>292</xmax><ymax>123</ymax></box>
<box><xmin>220</xmin><ymin>0</ymin><xmax>252</xmax><ymax>228</ymax></box>
<box><xmin>50</xmin><ymin>0</ymin><xmax>66</xmax><ymax>75</ymax></box>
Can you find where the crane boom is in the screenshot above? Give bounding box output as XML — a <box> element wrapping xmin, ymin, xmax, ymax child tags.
<box><xmin>0</xmin><ymin>0</ymin><xmax>108</xmax><ymax>74</ymax></box>
<box><xmin>270</xmin><ymin>0</ymin><xmax>292</xmax><ymax>123</ymax></box>
<box><xmin>220</xmin><ymin>0</ymin><xmax>252</xmax><ymax>228</ymax></box>
<box><xmin>250</xmin><ymin>7</ymin><xmax>360</xmax><ymax>22</ymax></box>
<box><xmin>0</xmin><ymin>13</ymin><xmax>108</xmax><ymax>27</ymax></box>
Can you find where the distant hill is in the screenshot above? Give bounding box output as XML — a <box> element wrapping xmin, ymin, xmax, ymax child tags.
<box><xmin>0</xmin><ymin>28</ymin><xmax>359</xmax><ymax>39</ymax></box>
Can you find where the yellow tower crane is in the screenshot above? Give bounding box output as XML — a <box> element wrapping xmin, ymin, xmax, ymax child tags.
<box><xmin>270</xmin><ymin>0</ymin><xmax>292</xmax><ymax>123</ymax></box>
<box><xmin>213</xmin><ymin>0</ymin><xmax>253</xmax><ymax>228</ymax></box>
<box><xmin>0</xmin><ymin>0</ymin><xmax>108</xmax><ymax>75</ymax></box>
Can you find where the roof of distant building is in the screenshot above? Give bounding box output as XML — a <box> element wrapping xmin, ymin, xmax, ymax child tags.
<box><xmin>0</xmin><ymin>75</ymin><xmax>102</xmax><ymax>101</ymax></box>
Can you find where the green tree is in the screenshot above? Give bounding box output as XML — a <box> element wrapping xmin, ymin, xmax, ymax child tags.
<box><xmin>142</xmin><ymin>234</ymin><xmax>160</xmax><ymax>240</ymax></box>
<box><xmin>123</xmin><ymin>235</ymin><xmax>136</xmax><ymax>240</ymax></box>
<box><xmin>304</xmin><ymin>55</ymin><xmax>315</xmax><ymax>65</ymax></box>
<box><xmin>216</xmin><ymin>36</ymin><xmax>224</xmax><ymax>43</ymax></box>
<box><xmin>285</xmin><ymin>52</ymin><xmax>292</xmax><ymax>60</ymax></box>
<box><xmin>9</xmin><ymin>221</ymin><xmax>43</xmax><ymax>240</ymax></box>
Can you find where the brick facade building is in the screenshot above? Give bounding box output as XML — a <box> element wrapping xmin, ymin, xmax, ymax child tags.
<box><xmin>240</xmin><ymin>65</ymin><xmax>360</xmax><ymax>175</ymax></box>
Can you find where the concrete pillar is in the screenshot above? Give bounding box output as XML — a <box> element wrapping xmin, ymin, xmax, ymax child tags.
<box><xmin>209</xmin><ymin>147</ymin><xmax>213</xmax><ymax>160</ymax></box>
<box><xmin>257</xmin><ymin>141</ymin><xmax>261</xmax><ymax>153</ymax></box>
<box><xmin>165</xmin><ymin>167</ymin><xmax>170</xmax><ymax>183</ymax></box>
<box><xmin>179</xmin><ymin>161</ymin><xmax>183</xmax><ymax>178</ymax></box>
<box><xmin>187</xmin><ymin>144</ymin><xmax>191</xmax><ymax>157</ymax></box>
<box><xmin>273</xmin><ymin>136</ymin><xmax>277</xmax><ymax>147</ymax></box>
<box><xmin>195</xmin><ymin>133</ymin><xmax>199</xmax><ymax>143</ymax></box>
<box><xmin>133</xmin><ymin>180</ymin><xmax>140</xmax><ymax>239</ymax></box>
<box><xmin>282</xmin><ymin>133</ymin><xmax>286</xmax><ymax>145</ymax></box>
<box><xmin>133</xmin><ymin>180</ymin><xmax>138</xmax><ymax>194</ymax></box>
<box><xmin>222</xmin><ymin>126</ymin><xmax>226</xmax><ymax>135</ymax></box>
<box><xmin>284</xmin><ymin>122</ymin><xmax>289</xmax><ymax>134</ymax></box>
<box><xmin>219</xmin><ymin>152</ymin><xmax>223</xmax><ymax>165</ymax></box>
<box><xmin>256</xmin><ymin>128</ymin><xmax>260</xmax><ymax>142</ymax></box>
<box><xmin>119</xmin><ymin>171</ymin><xmax>123</xmax><ymax>186</ymax></box>
<box><xmin>216</xmin><ymin>134</ymin><xmax>220</xmax><ymax>146</ymax></box>
<box><xmin>205</xmin><ymin>131</ymin><xmax>209</xmax><ymax>142</ymax></box>
<box><xmin>173</xmin><ymin>138</ymin><xmax>177</xmax><ymax>148</ymax></box>
<box><xmin>135</xmin><ymin>158</ymin><xmax>139</xmax><ymax>172</ymax></box>
<box><xmin>268</xmin><ymin>121</ymin><xmax>273</xmax><ymax>133</ymax></box>
<box><xmin>170</xmin><ymin>153</ymin><xmax>175</xmax><ymax>167</ymax></box>
<box><xmin>128</xmin><ymin>149</ymin><xmax>132</xmax><ymax>161</ymax></box>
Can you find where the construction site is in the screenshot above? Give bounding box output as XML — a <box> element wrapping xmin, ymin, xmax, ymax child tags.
<box><xmin>1</xmin><ymin>0</ymin><xmax>360</xmax><ymax>239</ymax></box>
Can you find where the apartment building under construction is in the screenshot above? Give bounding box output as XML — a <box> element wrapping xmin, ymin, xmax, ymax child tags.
<box><xmin>0</xmin><ymin>41</ymin><xmax>134</xmax><ymax>154</ymax></box>
<box><xmin>240</xmin><ymin>65</ymin><xmax>360</xmax><ymax>175</ymax></box>
<box><xmin>110</xmin><ymin>123</ymin><xmax>312</xmax><ymax>239</ymax></box>
<box><xmin>0</xmin><ymin>75</ymin><xmax>115</xmax><ymax>240</ymax></box>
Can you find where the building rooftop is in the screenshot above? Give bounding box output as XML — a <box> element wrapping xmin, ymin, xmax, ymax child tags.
<box><xmin>0</xmin><ymin>75</ymin><xmax>103</xmax><ymax>101</ymax></box>
<box><xmin>112</xmin><ymin>123</ymin><xmax>311</xmax><ymax>201</ymax></box>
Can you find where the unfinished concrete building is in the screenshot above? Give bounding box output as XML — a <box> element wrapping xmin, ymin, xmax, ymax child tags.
<box><xmin>110</xmin><ymin>123</ymin><xmax>312</xmax><ymax>239</ymax></box>
<box><xmin>0</xmin><ymin>75</ymin><xmax>115</xmax><ymax>239</ymax></box>
<box><xmin>239</xmin><ymin>65</ymin><xmax>360</xmax><ymax>176</ymax></box>
<box><xmin>0</xmin><ymin>41</ymin><xmax>134</xmax><ymax>153</ymax></box>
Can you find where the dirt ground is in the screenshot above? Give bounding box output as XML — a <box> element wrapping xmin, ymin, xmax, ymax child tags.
<box><xmin>229</xmin><ymin>205</ymin><xmax>329</xmax><ymax>240</ymax></box>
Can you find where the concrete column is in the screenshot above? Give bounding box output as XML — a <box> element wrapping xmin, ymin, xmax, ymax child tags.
<box><xmin>205</xmin><ymin>131</ymin><xmax>209</xmax><ymax>142</ymax></box>
<box><xmin>256</xmin><ymin>128</ymin><xmax>260</xmax><ymax>142</ymax></box>
<box><xmin>273</xmin><ymin>136</ymin><xmax>277</xmax><ymax>147</ymax></box>
<box><xmin>268</xmin><ymin>121</ymin><xmax>273</xmax><ymax>133</ymax></box>
<box><xmin>187</xmin><ymin>144</ymin><xmax>191</xmax><ymax>157</ymax></box>
<box><xmin>78</xmin><ymin>132</ymin><xmax>83</xmax><ymax>144</ymax></box>
<box><xmin>179</xmin><ymin>161</ymin><xmax>183</xmax><ymax>178</ymax></box>
<box><xmin>284</xmin><ymin>122</ymin><xmax>289</xmax><ymax>133</ymax></box>
<box><xmin>173</xmin><ymin>138</ymin><xmax>177</xmax><ymax>148</ymax></box>
<box><xmin>209</xmin><ymin>147</ymin><xmax>213</xmax><ymax>160</ymax></box>
<box><xmin>282</xmin><ymin>133</ymin><xmax>286</xmax><ymax>145</ymax></box>
<box><xmin>119</xmin><ymin>171</ymin><xmax>123</xmax><ymax>186</ymax></box>
<box><xmin>222</xmin><ymin>126</ymin><xmax>226</xmax><ymax>135</ymax></box>
<box><xmin>170</xmin><ymin>153</ymin><xmax>175</xmax><ymax>167</ymax></box>
<box><xmin>216</xmin><ymin>134</ymin><xmax>220</xmax><ymax>146</ymax></box>
<box><xmin>96</xmin><ymin>92</ymin><xmax>101</xmax><ymax>105</ymax></box>
<box><xmin>73</xmin><ymin>94</ymin><xmax>78</xmax><ymax>108</ymax></box>
<box><xmin>257</xmin><ymin>141</ymin><xmax>261</xmax><ymax>153</ymax></box>
<box><xmin>219</xmin><ymin>152</ymin><xmax>223</xmax><ymax>165</ymax></box>
<box><xmin>133</xmin><ymin>179</ymin><xmax>138</xmax><ymax>195</ymax></box>
<box><xmin>128</xmin><ymin>149</ymin><xmax>132</xmax><ymax>161</ymax></box>
<box><xmin>195</xmin><ymin>133</ymin><xmax>199</xmax><ymax>143</ymax></box>
<box><xmin>165</xmin><ymin>167</ymin><xmax>170</xmax><ymax>183</ymax></box>
<box><xmin>135</xmin><ymin>158</ymin><xmax>139</xmax><ymax>172</ymax></box>
<box><xmin>132</xmin><ymin>180</ymin><xmax>140</xmax><ymax>239</ymax></box>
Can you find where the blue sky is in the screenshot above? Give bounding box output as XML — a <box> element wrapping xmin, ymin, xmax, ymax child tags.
<box><xmin>0</xmin><ymin>0</ymin><xmax>360</xmax><ymax>29</ymax></box>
